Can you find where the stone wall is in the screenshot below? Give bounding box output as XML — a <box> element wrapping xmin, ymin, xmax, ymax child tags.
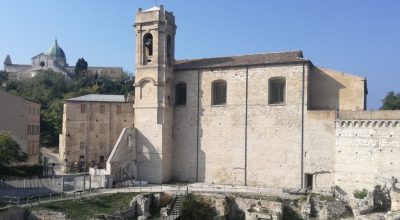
<box><xmin>335</xmin><ymin>111</ymin><xmax>400</xmax><ymax>195</ymax></box>
<box><xmin>59</xmin><ymin>100</ymin><xmax>134</xmax><ymax>170</ymax></box>
<box><xmin>173</xmin><ymin>63</ymin><xmax>308</xmax><ymax>188</ymax></box>
<box><xmin>309</xmin><ymin>67</ymin><xmax>366</xmax><ymax>111</ymax></box>
<box><xmin>304</xmin><ymin>111</ymin><xmax>337</xmax><ymax>191</ymax></box>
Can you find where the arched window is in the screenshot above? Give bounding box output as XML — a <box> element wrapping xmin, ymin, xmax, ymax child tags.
<box><xmin>143</xmin><ymin>33</ymin><xmax>153</xmax><ymax>64</ymax></box>
<box><xmin>212</xmin><ymin>80</ymin><xmax>227</xmax><ymax>105</ymax></box>
<box><xmin>167</xmin><ymin>35</ymin><xmax>172</xmax><ymax>65</ymax></box>
<box><xmin>175</xmin><ymin>82</ymin><xmax>187</xmax><ymax>106</ymax></box>
<box><xmin>269</xmin><ymin>78</ymin><xmax>286</xmax><ymax>104</ymax></box>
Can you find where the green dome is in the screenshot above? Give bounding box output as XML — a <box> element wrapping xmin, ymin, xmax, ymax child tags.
<box><xmin>46</xmin><ymin>39</ymin><xmax>66</xmax><ymax>59</ymax></box>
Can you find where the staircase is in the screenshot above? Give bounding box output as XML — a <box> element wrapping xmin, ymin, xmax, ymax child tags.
<box><xmin>166</xmin><ymin>186</ymin><xmax>188</xmax><ymax>220</ymax></box>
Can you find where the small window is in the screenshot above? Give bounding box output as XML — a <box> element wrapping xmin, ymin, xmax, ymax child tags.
<box><xmin>167</xmin><ymin>35</ymin><xmax>172</xmax><ymax>64</ymax></box>
<box><xmin>100</xmin><ymin>105</ymin><xmax>105</xmax><ymax>114</ymax></box>
<box><xmin>37</xmin><ymin>125</ymin><xmax>40</xmax><ymax>134</ymax></box>
<box><xmin>175</xmin><ymin>83</ymin><xmax>187</xmax><ymax>106</ymax></box>
<box><xmin>81</xmin><ymin>104</ymin><xmax>86</xmax><ymax>113</ymax></box>
<box><xmin>80</xmin><ymin>141</ymin><xmax>85</xmax><ymax>150</ymax></box>
<box><xmin>79</xmin><ymin>123</ymin><xmax>84</xmax><ymax>132</ymax></box>
<box><xmin>79</xmin><ymin>155</ymin><xmax>85</xmax><ymax>159</ymax></box>
<box><xmin>117</xmin><ymin>105</ymin><xmax>122</xmax><ymax>114</ymax></box>
<box><xmin>212</xmin><ymin>80</ymin><xmax>227</xmax><ymax>105</ymax></box>
<box><xmin>100</xmin><ymin>156</ymin><xmax>105</xmax><ymax>162</ymax></box>
<box><xmin>269</xmin><ymin>78</ymin><xmax>286</xmax><ymax>104</ymax></box>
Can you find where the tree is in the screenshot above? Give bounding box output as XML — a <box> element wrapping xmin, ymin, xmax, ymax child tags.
<box><xmin>0</xmin><ymin>70</ymin><xmax>8</xmax><ymax>86</ymax></box>
<box><xmin>380</xmin><ymin>91</ymin><xmax>400</xmax><ymax>110</ymax></box>
<box><xmin>74</xmin><ymin>58</ymin><xmax>88</xmax><ymax>77</ymax></box>
<box><xmin>0</xmin><ymin>132</ymin><xmax>27</xmax><ymax>165</ymax></box>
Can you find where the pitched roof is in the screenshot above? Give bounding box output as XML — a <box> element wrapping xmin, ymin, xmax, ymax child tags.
<box><xmin>174</xmin><ymin>50</ymin><xmax>307</xmax><ymax>70</ymax></box>
<box><xmin>67</xmin><ymin>94</ymin><xmax>128</xmax><ymax>103</ymax></box>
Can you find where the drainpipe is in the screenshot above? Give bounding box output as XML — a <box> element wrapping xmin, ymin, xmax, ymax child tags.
<box><xmin>196</xmin><ymin>69</ymin><xmax>200</xmax><ymax>182</ymax></box>
<box><xmin>245</xmin><ymin>66</ymin><xmax>249</xmax><ymax>186</ymax></box>
<box><xmin>301</xmin><ymin>63</ymin><xmax>305</xmax><ymax>189</ymax></box>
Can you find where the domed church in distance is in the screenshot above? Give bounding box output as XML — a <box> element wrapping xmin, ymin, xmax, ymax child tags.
<box><xmin>3</xmin><ymin>39</ymin><xmax>123</xmax><ymax>80</ymax></box>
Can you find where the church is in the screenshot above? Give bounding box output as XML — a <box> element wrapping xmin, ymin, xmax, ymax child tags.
<box><xmin>62</xmin><ymin>5</ymin><xmax>400</xmax><ymax>196</ymax></box>
<box><xmin>3</xmin><ymin>40</ymin><xmax>123</xmax><ymax>80</ymax></box>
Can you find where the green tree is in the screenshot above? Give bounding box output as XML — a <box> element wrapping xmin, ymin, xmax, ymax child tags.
<box><xmin>380</xmin><ymin>91</ymin><xmax>400</xmax><ymax>110</ymax></box>
<box><xmin>0</xmin><ymin>132</ymin><xmax>27</xmax><ymax>165</ymax></box>
<box><xmin>0</xmin><ymin>70</ymin><xmax>8</xmax><ymax>86</ymax></box>
<box><xmin>74</xmin><ymin>57</ymin><xmax>88</xmax><ymax>77</ymax></box>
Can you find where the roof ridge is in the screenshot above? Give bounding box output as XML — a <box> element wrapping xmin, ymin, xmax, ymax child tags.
<box><xmin>176</xmin><ymin>50</ymin><xmax>303</xmax><ymax>62</ymax></box>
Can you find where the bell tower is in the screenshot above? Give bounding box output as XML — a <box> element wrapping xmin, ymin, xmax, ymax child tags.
<box><xmin>133</xmin><ymin>5</ymin><xmax>176</xmax><ymax>183</ymax></box>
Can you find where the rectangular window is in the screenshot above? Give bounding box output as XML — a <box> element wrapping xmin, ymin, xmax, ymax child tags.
<box><xmin>81</xmin><ymin>104</ymin><xmax>86</xmax><ymax>113</ymax></box>
<box><xmin>175</xmin><ymin>83</ymin><xmax>187</xmax><ymax>105</ymax></box>
<box><xmin>117</xmin><ymin>105</ymin><xmax>122</xmax><ymax>114</ymax></box>
<box><xmin>99</xmin><ymin>141</ymin><xmax>105</xmax><ymax>149</ymax></box>
<box><xmin>100</xmin><ymin>105</ymin><xmax>105</xmax><ymax>114</ymax></box>
<box><xmin>212</xmin><ymin>81</ymin><xmax>227</xmax><ymax>105</ymax></box>
<box><xmin>100</xmin><ymin>156</ymin><xmax>105</xmax><ymax>162</ymax></box>
<box><xmin>37</xmin><ymin>125</ymin><xmax>40</xmax><ymax>135</ymax></box>
<box><xmin>79</xmin><ymin>123</ymin><xmax>85</xmax><ymax>132</ymax></box>
<box><xmin>80</xmin><ymin>141</ymin><xmax>85</xmax><ymax>150</ymax></box>
<box><xmin>32</xmin><ymin>107</ymin><xmax>35</xmax><ymax>115</ymax></box>
<box><xmin>27</xmin><ymin>125</ymin><xmax>30</xmax><ymax>135</ymax></box>
<box><xmin>80</xmin><ymin>155</ymin><xmax>85</xmax><ymax>159</ymax></box>
<box><xmin>269</xmin><ymin>78</ymin><xmax>286</xmax><ymax>104</ymax></box>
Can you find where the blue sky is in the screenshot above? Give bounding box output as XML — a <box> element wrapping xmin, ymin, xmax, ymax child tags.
<box><xmin>0</xmin><ymin>0</ymin><xmax>399</xmax><ymax>109</ymax></box>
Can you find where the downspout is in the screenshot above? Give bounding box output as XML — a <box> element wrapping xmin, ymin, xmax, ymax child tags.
<box><xmin>196</xmin><ymin>69</ymin><xmax>200</xmax><ymax>182</ymax></box>
<box><xmin>301</xmin><ymin>63</ymin><xmax>305</xmax><ymax>189</ymax></box>
<box><xmin>245</xmin><ymin>66</ymin><xmax>249</xmax><ymax>186</ymax></box>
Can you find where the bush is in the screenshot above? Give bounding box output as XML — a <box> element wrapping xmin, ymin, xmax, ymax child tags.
<box><xmin>353</xmin><ymin>188</ymin><xmax>368</xmax><ymax>199</ymax></box>
<box><xmin>0</xmin><ymin>164</ymin><xmax>43</xmax><ymax>177</ymax></box>
<box><xmin>178</xmin><ymin>194</ymin><xmax>217</xmax><ymax>220</ymax></box>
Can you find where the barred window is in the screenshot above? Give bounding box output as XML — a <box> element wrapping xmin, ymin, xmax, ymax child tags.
<box><xmin>269</xmin><ymin>78</ymin><xmax>286</xmax><ymax>104</ymax></box>
<box><xmin>81</xmin><ymin>104</ymin><xmax>86</xmax><ymax>113</ymax></box>
<box><xmin>212</xmin><ymin>80</ymin><xmax>227</xmax><ymax>105</ymax></box>
<box><xmin>175</xmin><ymin>83</ymin><xmax>187</xmax><ymax>106</ymax></box>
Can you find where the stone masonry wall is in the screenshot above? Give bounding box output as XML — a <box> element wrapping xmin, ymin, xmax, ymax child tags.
<box><xmin>335</xmin><ymin>111</ymin><xmax>400</xmax><ymax>195</ymax></box>
<box><xmin>173</xmin><ymin>63</ymin><xmax>308</xmax><ymax>188</ymax></box>
<box><xmin>60</xmin><ymin>101</ymin><xmax>134</xmax><ymax>169</ymax></box>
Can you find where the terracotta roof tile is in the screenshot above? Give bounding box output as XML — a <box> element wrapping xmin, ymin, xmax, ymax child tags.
<box><xmin>175</xmin><ymin>50</ymin><xmax>307</xmax><ymax>70</ymax></box>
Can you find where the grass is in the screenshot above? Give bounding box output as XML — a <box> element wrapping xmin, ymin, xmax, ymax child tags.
<box><xmin>353</xmin><ymin>188</ymin><xmax>368</xmax><ymax>199</ymax></box>
<box><xmin>31</xmin><ymin>192</ymin><xmax>140</xmax><ymax>220</ymax></box>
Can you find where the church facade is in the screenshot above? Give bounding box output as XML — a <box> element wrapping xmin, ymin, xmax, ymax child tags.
<box><xmin>3</xmin><ymin>40</ymin><xmax>123</xmax><ymax>80</ymax></box>
<box><xmin>90</xmin><ymin>5</ymin><xmax>400</xmax><ymax>195</ymax></box>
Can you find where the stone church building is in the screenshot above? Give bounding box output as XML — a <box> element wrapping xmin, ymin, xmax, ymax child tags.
<box><xmin>64</xmin><ymin>5</ymin><xmax>400</xmax><ymax>195</ymax></box>
<box><xmin>3</xmin><ymin>40</ymin><xmax>123</xmax><ymax>80</ymax></box>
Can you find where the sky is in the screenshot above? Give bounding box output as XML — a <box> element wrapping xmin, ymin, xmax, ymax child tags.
<box><xmin>0</xmin><ymin>0</ymin><xmax>399</xmax><ymax>110</ymax></box>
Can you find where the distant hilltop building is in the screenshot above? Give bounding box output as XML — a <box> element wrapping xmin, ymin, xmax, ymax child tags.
<box><xmin>3</xmin><ymin>40</ymin><xmax>123</xmax><ymax>80</ymax></box>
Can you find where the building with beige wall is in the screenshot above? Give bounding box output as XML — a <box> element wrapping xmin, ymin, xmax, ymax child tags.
<box><xmin>85</xmin><ymin>5</ymin><xmax>400</xmax><ymax>198</ymax></box>
<box><xmin>3</xmin><ymin>40</ymin><xmax>124</xmax><ymax>80</ymax></box>
<box><xmin>59</xmin><ymin>94</ymin><xmax>134</xmax><ymax>172</ymax></box>
<box><xmin>0</xmin><ymin>90</ymin><xmax>40</xmax><ymax>162</ymax></box>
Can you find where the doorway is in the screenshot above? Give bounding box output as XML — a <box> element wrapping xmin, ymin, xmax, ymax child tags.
<box><xmin>305</xmin><ymin>174</ymin><xmax>313</xmax><ymax>190</ymax></box>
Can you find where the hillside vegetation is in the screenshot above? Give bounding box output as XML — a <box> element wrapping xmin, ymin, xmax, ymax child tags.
<box><xmin>1</xmin><ymin>70</ymin><xmax>134</xmax><ymax>147</ymax></box>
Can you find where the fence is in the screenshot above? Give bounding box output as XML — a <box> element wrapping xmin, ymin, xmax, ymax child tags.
<box><xmin>0</xmin><ymin>175</ymin><xmax>109</xmax><ymax>198</ymax></box>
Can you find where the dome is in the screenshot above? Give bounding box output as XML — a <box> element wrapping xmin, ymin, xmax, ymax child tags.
<box><xmin>46</xmin><ymin>39</ymin><xmax>66</xmax><ymax>59</ymax></box>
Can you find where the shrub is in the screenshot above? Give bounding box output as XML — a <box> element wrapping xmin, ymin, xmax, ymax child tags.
<box><xmin>353</xmin><ymin>188</ymin><xmax>368</xmax><ymax>199</ymax></box>
<box><xmin>178</xmin><ymin>194</ymin><xmax>217</xmax><ymax>220</ymax></box>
